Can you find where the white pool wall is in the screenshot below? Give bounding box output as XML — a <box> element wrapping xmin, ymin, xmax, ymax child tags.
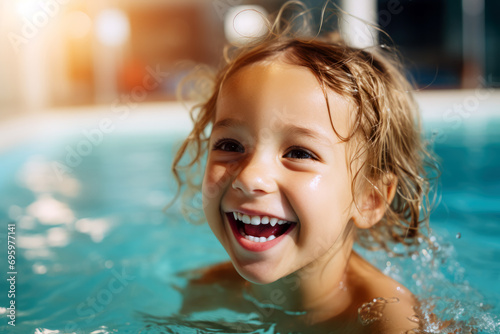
<box><xmin>0</xmin><ymin>102</ymin><xmax>193</xmax><ymax>153</ymax></box>
<box><xmin>417</xmin><ymin>89</ymin><xmax>500</xmax><ymax>122</ymax></box>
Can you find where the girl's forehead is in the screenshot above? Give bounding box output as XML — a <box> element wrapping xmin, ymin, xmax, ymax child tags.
<box><xmin>223</xmin><ymin>60</ymin><xmax>313</xmax><ymax>90</ymax></box>
<box><xmin>216</xmin><ymin>61</ymin><xmax>354</xmax><ymax>138</ymax></box>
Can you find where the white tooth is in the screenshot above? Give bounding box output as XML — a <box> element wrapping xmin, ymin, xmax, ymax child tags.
<box><xmin>247</xmin><ymin>235</ymin><xmax>255</xmax><ymax>242</ymax></box>
<box><xmin>270</xmin><ymin>218</ymin><xmax>278</xmax><ymax>226</ymax></box>
<box><xmin>250</xmin><ymin>216</ymin><xmax>261</xmax><ymax>225</ymax></box>
<box><xmin>259</xmin><ymin>237</ymin><xmax>266</xmax><ymax>242</ymax></box>
<box><xmin>267</xmin><ymin>235</ymin><xmax>276</xmax><ymax>241</ymax></box>
<box><xmin>278</xmin><ymin>220</ymin><xmax>287</xmax><ymax>225</ymax></box>
<box><xmin>237</xmin><ymin>212</ymin><xmax>243</xmax><ymax>221</ymax></box>
<box><xmin>242</xmin><ymin>215</ymin><xmax>251</xmax><ymax>224</ymax></box>
<box><xmin>261</xmin><ymin>216</ymin><xmax>269</xmax><ymax>224</ymax></box>
<box><xmin>233</xmin><ymin>212</ymin><xmax>237</xmax><ymax>220</ymax></box>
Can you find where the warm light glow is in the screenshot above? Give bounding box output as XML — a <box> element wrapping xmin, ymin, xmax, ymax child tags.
<box><xmin>224</xmin><ymin>5</ymin><xmax>268</xmax><ymax>45</ymax></box>
<box><xmin>15</xmin><ymin>0</ymin><xmax>39</xmax><ymax>18</ymax></box>
<box><xmin>65</xmin><ymin>11</ymin><xmax>92</xmax><ymax>39</ymax></box>
<box><xmin>95</xmin><ymin>8</ymin><xmax>130</xmax><ymax>47</ymax></box>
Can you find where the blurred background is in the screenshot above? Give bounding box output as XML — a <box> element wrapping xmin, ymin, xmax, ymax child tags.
<box><xmin>0</xmin><ymin>0</ymin><xmax>498</xmax><ymax>117</ymax></box>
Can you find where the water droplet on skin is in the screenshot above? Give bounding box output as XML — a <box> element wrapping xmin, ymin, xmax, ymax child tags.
<box><xmin>456</xmin><ymin>232</ymin><xmax>461</xmax><ymax>239</ymax></box>
<box><xmin>358</xmin><ymin>297</ymin><xmax>399</xmax><ymax>325</ymax></box>
<box><xmin>408</xmin><ymin>314</ymin><xmax>420</xmax><ymax>323</ymax></box>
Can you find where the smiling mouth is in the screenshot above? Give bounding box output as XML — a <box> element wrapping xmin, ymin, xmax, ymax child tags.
<box><xmin>229</xmin><ymin>212</ymin><xmax>296</xmax><ymax>243</ymax></box>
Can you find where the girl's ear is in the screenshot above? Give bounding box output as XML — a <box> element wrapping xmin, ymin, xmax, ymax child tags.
<box><xmin>352</xmin><ymin>174</ymin><xmax>398</xmax><ymax>229</ymax></box>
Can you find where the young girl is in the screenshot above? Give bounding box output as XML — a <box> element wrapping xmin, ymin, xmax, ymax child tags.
<box><xmin>170</xmin><ymin>3</ymin><xmax>433</xmax><ymax>333</ymax></box>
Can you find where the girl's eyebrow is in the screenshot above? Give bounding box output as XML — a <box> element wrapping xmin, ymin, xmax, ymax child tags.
<box><xmin>212</xmin><ymin>118</ymin><xmax>245</xmax><ymax>131</ymax></box>
<box><xmin>213</xmin><ymin>118</ymin><xmax>334</xmax><ymax>145</ymax></box>
<box><xmin>283</xmin><ymin>124</ymin><xmax>334</xmax><ymax>146</ymax></box>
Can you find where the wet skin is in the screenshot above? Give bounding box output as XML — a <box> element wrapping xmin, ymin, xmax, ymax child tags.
<box><xmin>178</xmin><ymin>255</ymin><xmax>420</xmax><ymax>333</ymax></box>
<box><xmin>195</xmin><ymin>60</ymin><xmax>420</xmax><ymax>332</ymax></box>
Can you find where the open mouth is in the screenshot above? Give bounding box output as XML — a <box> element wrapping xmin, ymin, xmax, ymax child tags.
<box><xmin>226</xmin><ymin>211</ymin><xmax>296</xmax><ymax>251</ymax></box>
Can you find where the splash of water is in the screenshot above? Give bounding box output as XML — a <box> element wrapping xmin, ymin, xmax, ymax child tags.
<box><xmin>358</xmin><ymin>297</ymin><xmax>400</xmax><ymax>325</ymax></box>
<box><xmin>356</xmin><ymin>232</ymin><xmax>500</xmax><ymax>333</ymax></box>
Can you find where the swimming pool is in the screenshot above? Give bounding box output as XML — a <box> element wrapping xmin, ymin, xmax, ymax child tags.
<box><xmin>0</xmin><ymin>94</ymin><xmax>499</xmax><ymax>333</ymax></box>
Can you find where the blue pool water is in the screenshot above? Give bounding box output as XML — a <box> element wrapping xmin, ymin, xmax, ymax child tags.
<box><xmin>0</xmin><ymin>106</ymin><xmax>499</xmax><ymax>333</ymax></box>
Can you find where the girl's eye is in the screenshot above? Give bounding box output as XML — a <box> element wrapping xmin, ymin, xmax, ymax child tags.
<box><xmin>284</xmin><ymin>147</ymin><xmax>318</xmax><ymax>160</ymax></box>
<box><xmin>212</xmin><ymin>138</ymin><xmax>244</xmax><ymax>153</ymax></box>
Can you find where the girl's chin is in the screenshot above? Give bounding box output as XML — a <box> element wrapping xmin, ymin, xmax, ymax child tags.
<box><xmin>231</xmin><ymin>260</ymin><xmax>284</xmax><ymax>285</ymax></box>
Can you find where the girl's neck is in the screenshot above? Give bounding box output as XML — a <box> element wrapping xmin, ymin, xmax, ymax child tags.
<box><xmin>247</xmin><ymin>240</ymin><xmax>355</xmax><ymax>324</ymax></box>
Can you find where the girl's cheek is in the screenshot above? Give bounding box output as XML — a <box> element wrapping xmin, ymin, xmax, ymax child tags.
<box><xmin>202</xmin><ymin>164</ymin><xmax>230</xmax><ymax>200</ymax></box>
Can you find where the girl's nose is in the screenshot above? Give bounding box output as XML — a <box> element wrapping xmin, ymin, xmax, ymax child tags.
<box><xmin>231</xmin><ymin>156</ymin><xmax>277</xmax><ymax>196</ymax></box>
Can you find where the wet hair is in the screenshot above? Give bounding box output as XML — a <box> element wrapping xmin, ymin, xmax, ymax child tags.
<box><xmin>168</xmin><ymin>1</ymin><xmax>437</xmax><ymax>252</ymax></box>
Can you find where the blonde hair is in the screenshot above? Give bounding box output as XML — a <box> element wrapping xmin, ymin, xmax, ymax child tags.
<box><xmin>168</xmin><ymin>1</ymin><xmax>437</xmax><ymax>252</ymax></box>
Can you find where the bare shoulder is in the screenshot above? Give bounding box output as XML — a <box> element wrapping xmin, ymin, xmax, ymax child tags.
<box><xmin>348</xmin><ymin>252</ymin><xmax>420</xmax><ymax>333</ymax></box>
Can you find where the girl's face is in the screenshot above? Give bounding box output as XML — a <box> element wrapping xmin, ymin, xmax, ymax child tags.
<box><xmin>202</xmin><ymin>61</ymin><xmax>357</xmax><ymax>284</ymax></box>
